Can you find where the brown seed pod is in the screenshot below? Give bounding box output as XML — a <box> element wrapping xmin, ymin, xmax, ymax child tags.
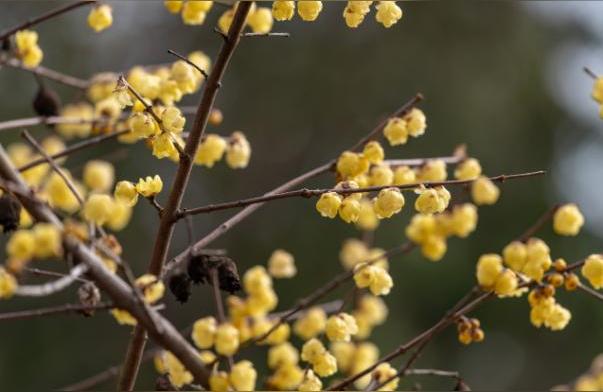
<box><xmin>0</xmin><ymin>193</ymin><xmax>22</xmax><ymax>233</ymax></box>
<box><xmin>32</xmin><ymin>77</ymin><xmax>62</xmax><ymax>117</ymax></box>
<box><xmin>78</xmin><ymin>282</ymin><xmax>101</xmax><ymax>317</ymax></box>
<box><xmin>169</xmin><ymin>273</ymin><xmax>192</xmax><ymax>303</ymax></box>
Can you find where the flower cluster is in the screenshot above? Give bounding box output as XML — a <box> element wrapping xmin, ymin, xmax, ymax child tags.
<box><xmin>14</xmin><ymin>30</ymin><xmax>43</xmax><ymax>68</ymax></box>
<box><xmin>456</xmin><ymin>317</ymin><xmax>485</xmax><ymax>345</ymax></box>
<box><xmin>165</xmin><ymin>1</ymin><xmax>405</xmax><ymax>31</ymax></box>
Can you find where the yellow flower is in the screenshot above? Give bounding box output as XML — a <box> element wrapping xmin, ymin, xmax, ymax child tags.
<box><xmin>373</xmin><ymin>362</ymin><xmax>399</xmax><ymax>391</ymax></box>
<box><xmin>0</xmin><ymin>267</ymin><xmax>18</xmax><ymax>299</ymax></box>
<box><xmin>160</xmin><ymin>106</ymin><xmax>185</xmax><ymax>133</ymax></box>
<box><xmin>546</xmin><ymin>303</ymin><xmax>571</xmax><ymax>331</ymax></box>
<box><xmin>209</xmin><ymin>370</ymin><xmax>230</xmax><ymax>392</ymax></box>
<box><xmin>416</xmin><ymin>159</ymin><xmax>447</xmax><ymax>182</ymax></box>
<box><xmin>357</xmin><ymin>198</ymin><xmax>380</xmax><ymax>231</ymax></box>
<box><xmin>362</xmin><ymin>141</ymin><xmax>384</xmax><ymax>164</ymax></box>
<box><xmin>582</xmin><ymin>254</ymin><xmax>603</xmax><ymax>289</ymax></box>
<box><xmin>339</xmin><ymin>197</ymin><xmax>361</xmax><ymax>223</ymax></box>
<box><xmin>299</xmin><ymin>369</ymin><xmax>322</xmax><ymax>391</ymax></box>
<box><xmin>330</xmin><ymin>341</ymin><xmax>355</xmax><ymax>373</ymax></box>
<box><xmin>383</xmin><ymin>117</ymin><xmax>408</xmax><ymax>146</ymax></box>
<box><xmin>129</xmin><ymin>111</ymin><xmax>159</xmax><ymax>138</ymax></box>
<box><xmin>83</xmin><ymin>194</ymin><xmax>113</xmax><ymax>225</ymax></box>
<box><xmin>502</xmin><ymin>241</ymin><xmax>527</xmax><ymax>272</ymax></box>
<box><xmin>493</xmin><ymin>269</ymin><xmax>518</xmax><ymax>297</ymax></box>
<box><xmin>325</xmin><ymin>313</ymin><xmax>358</xmax><ymax>342</ymax></box>
<box><xmin>369</xmin><ymin>164</ymin><xmax>394</xmax><ymax>187</ymax></box>
<box><xmin>375</xmin><ymin>1</ymin><xmax>403</xmax><ymax>28</ymax></box>
<box><xmin>471</xmin><ymin>176</ymin><xmax>500</xmax><ymax>205</ymax></box>
<box><xmin>15</xmin><ymin>30</ymin><xmax>43</xmax><ymax>68</ymax></box>
<box><xmin>170</xmin><ymin>61</ymin><xmax>197</xmax><ymax>94</ymax></box>
<box><xmin>56</xmin><ymin>103</ymin><xmax>94</xmax><ymax>139</ymax></box>
<box><xmin>476</xmin><ymin>253</ymin><xmax>503</xmax><ymax>288</ymax></box>
<box><xmin>356</xmin><ymin>294</ymin><xmax>388</xmax><ymax>325</ymax></box>
<box><xmin>114</xmin><ymin>180</ymin><xmax>138</xmax><ymax>207</ymax></box>
<box><xmin>393</xmin><ymin>165</ymin><xmax>416</xmax><ymax>185</ymax></box>
<box><xmin>136</xmin><ymin>175</ymin><xmax>163</xmax><ymax>197</ymax></box>
<box><xmin>449</xmin><ymin>203</ymin><xmax>478</xmax><ymax>238</ymax></box>
<box><xmin>45</xmin><ymin>172</ymin><xmax>83</xmax><ymax>213</ymax></box>
<box><xmin>268</xmin><ymin>342</ymin><xmax>299</xmax><ymax>369</ymax></box>
<box><xmin>553</xmin><ymin>203</ymin><xmax>584</xmax><ymax>236</ymax></box>
<box><xmin>253</xmin><ymin>318</ymin><xmax>290</xmax><ymax>345</ymax></box>
<box><xmin>243</xmin><ymin>265</ymin><xmax>272</xmax><ymax>295</ymax></box>
<box><xmin>88</xmin><ymin>5</ymin><xmax>113</xmax><ymax>32</ymax></box>
<box><xmin>420</xmin><ymin>235</ymin><xmax>447</xmax><ymax>262</ymax></box>
<box><xmin>373</xmin><ymin>188</ymin><xmax>405</xmax><ymax>219</ymax></box>
<box><xmin>268</xmin><ymin>249</ymin><xmax>297</xmax><ymax>278</ymax></box>
<box><xmin>192</xmin><ymin>316</ymin><xmax>217</xmax><ymax>349</ymax></box>
<box><xmin>32</xmin><ymin>223</ymin><xmax>62</xmax><ymax>259</ymax></box>
<box><xmin>83</xmin><ymin>160</ymin><xmax>114</xmax><ymax>193</ymax></box>
<box><xmin>414</xmin><ymin>186</ymin><xmax>449</xmax><ymax>214</ymax></box>
<box><xmin>297</xmin><ymin>1</ymin><xmax>323</xmax><ymax>21</ymax></box>
<box><xmin>268</xmin><ymin>364</ymin><xmax>304</xmax><ymax>390</ymax></box>
<box><xmin>111</xmin><ymin>308</ymin><xmax>137</xmax><ymax>326</ymax></box>
<box><xmin>195</xmin><ymin>134</ymin><xmax>227</xmax><ymax>167</ymax></box>
<box><xmin>181</xmin><ymin>1</ymin><xmax>210</xmax><ymax>25</ymax></box>
<box><xmin>370</xmin><ymin>266</ymin><xmax>394</xmax><ymax>295</ymax></box>
<box><xmin>313</xmin><ymin>352</ymin><xmax>337</xmax><ymax>377</ymax></box>
<box><xmin>7</xmin><ymin>229</ymin><xmax>35</xmax><ymax>260</ymax></box>
<box><xmin>592</xmin><ymin>77</ymin><xmax>603</xmax><ymax>103</ymax></box>
<box><xmin>294</xmin><ymin>307</ymin><xmax>326</xmax><ymax>340</ymax></box>
<box><xmin>218</xmin><ymin>8</ymin><xmax>234</xmax><ymax>34</ymax></box>
<box><xmin>106</xmin><ymin>200</ymin><xmax>132</xmax><ymax>231</ymax></box>
<box><xmin>343</xmin><ymin>5</ymin><xmax>366</xmax><ymax>28</ymax></box>
<box><xmin>301</xmin><ymin>338</ymin><xmax>326</xmax><ymax>363</ymax></box>
<box><xmin>272</xmin><ymin>0</ymin><xmax>295</xmax><ymax>21</ymax></box>
<box><xmin>226</xmin><ymin>132</ymin><xmax>251</xmax><ymax>169</ymax></box>
<box><xmin>523</xmin><ymin>238</ymin><xmax>552</xmax><ymax>281</ymax></box>
<box><xmin>454</xmin><ymin>158</ymin><xmax>482</xmax><ymax>180</ymax></box>
<box><xmin>163</xmin><ymin>0</ymin><xmax>183</xmax><ymax>14</ymax></box>
<box><xmin>163</xmin><ymin>351</ymin><xmax>193</xmax><ymax>387</ymax></box>
<box><xmin>354</xmin><ymin>263</ymin><xmax>377</xmax><ymax>289</ymax></box>
<box><xmin>404</xmin><ymin>107</ymin><xmax>426</xmax><ymax>137</ymax></box>
<box><xmin>316</xmin><ymin>192</ymin><xmax>342</xmax><ymax>219</ymax></box>
<box><xmin>337</xmin><ymin>151</ymin><xmax>369</xmax><ymax>178</ymax></box>
<box><xmin>215</xmin><ymin>323</ymin><xmax>240</xmax><ymax>356</ymax></box>
<box><xmin>135</xmin><ymin>274</ymin><xmax>165</xmax><ymax>304</ymax></box>
<box><xmin>229</xmin><ymin>360</ymin><xmax>257</xmax><ymax>391</ymax></box>
<box><xmin>151</xmin><ymin>133</ymin><xmax>178</xmax><ymax>160</ymax></box>
<box><xmin>248</xmin><ymin>7</ymin><xmax>273</xmax><ymax>34</ymax></box>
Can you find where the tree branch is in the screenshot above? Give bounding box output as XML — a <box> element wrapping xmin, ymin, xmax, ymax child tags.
<box><xmin>116</xmin><ymin>3</ymin><xmax>253</xmax><ymax>390</ymax></box>
<box><xmin>0</xmin><ymin>302</ymin><xmax>113</xmax><ymax>322</ymax></box>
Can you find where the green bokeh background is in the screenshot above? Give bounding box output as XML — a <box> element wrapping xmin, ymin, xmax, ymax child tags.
<box><xmin>1</xmin><ymin>1</ymin><xmax>602</xmax><ymax>390</ymax></box>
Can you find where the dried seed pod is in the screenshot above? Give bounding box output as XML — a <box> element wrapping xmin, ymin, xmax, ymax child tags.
<box><xmin>217</xmin><ymin>257</ymin><xmax>241</xmax><ymax>294</ymax></box>
<box><xmin>0</xmin><ymin>193</ymin><xmax>22</xmax><ymax>233</ymax></box>
<box><xmin>187</xmin><ymin>254</ymin><xmax>210</xmax><ymax>284</ymax></box>
<box><xmin>32</xmin><ymin>77</ymin><xmax>62</xmax><ymax>117</ymax></box>
<box><xmin>155</xmin><ymin>374</ymin><xmax>174</xmax><ymax>391</ymax></box>
<box><xmin>78</xmin><ymin>282</ymin><xmax>101</xmax><ymax>317</ymax></box>
<box><xmin>169</xmin><ymin>273</ymin><xmax>192</xmax><ymax>303</ymax></box>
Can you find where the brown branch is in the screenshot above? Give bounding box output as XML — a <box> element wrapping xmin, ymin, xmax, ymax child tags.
<box><xmin>21</xmin><ymin>129</ymin><xmax>84</xmax><ymax>205</ymax></box>
<box><xmin>0</xmin><ymin>1</ymin><xmax>97</xmax><ymax>41</ymax></box>
<box><xmin>0</xmin><ymin>302</ymin><xmax>112</xmax><ymax>321</ymax></box>
<box><xmin>0</xmin><ymin>145</ymin><xmax>211</xmax><ymax>388</ymax></box>
<box><xmin>18</xmin><ymin>130</ymin><xmax>129</xmax><ymax>171</ymax></box>
<box><xmin>177</xmin><ymin>170</ymin><xmax>546</xmax><ymax>218</ymax></box>
<box><xmin>243</xmin><ymin>32</ymin><xmax>290</xmax><ymax>38</ymax></box>
<box><xmin>117</xmin><ymin>4</ymin><xmax>253</xmax><ymax>390</ymax></box>
<box><xmin>517</xmin><ymin>204</ymin><xmax>561</xmax><ymax>242</ymax></box>
<box><xmin>0</xmin><ymin>57</ymin><xmax>90</xmax><ymax>89</ymax></box>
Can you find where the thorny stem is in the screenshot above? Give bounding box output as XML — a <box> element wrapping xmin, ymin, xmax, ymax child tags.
<box><xmin>0</xmin><ymin>0</ymin><xmax>97</xmax><ymax>41</ymax></box>
<box><xmin>177</xmin><ymin>170</ymin><xmax>546</xmax><ymax>218</ymax></box>
<box><xmin>117</xmin><ymin>3</ymin><xmax>253</xmax><ymax>390</ymax></box>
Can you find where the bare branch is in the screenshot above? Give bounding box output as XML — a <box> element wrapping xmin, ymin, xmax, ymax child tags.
<box><xmin>0</xmin><ymin>302</ymin><xmax>113</xmax><ymax>322</ymax></box>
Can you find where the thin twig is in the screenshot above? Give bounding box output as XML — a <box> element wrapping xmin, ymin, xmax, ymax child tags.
<box><xmin>0</xmin><ymin>57</ymin><xmax>90</xmax><ymax>89</ymax></box>
<box><xmin>243</xmin><ymin>32</ymin><xmax>290</xmax><ymax>38</ymax></box>
<box><xmin>0</xmin><ymin>0</ymin><xmax>97</xmax><ymax>41</ymax></box>
<box><xmin>177</xmin><ymin>170</ymin><xmax>546</xmax><ymax>218</ymax></box>
<box><xmin>167</xmin><ymin>49</ymin><xmax>209</xmax><ymax>78</ymax></box>
<box><xmin>577</xmin><ymin>283</ymin><xmax>603</xmax><ymax>303</ymax></box>
<box><xmin>584</xmin><ymin>66</ymin><xmax>598</xmax><ymax>80</ymax></box>
<box><xmin>147</xmin><ymin>196</ymin><xmax>164</xmax><ymax>217</ymax></box>
<box><xmin>0</xmin><ymin>302</ymin><xmax>112</xmax><ymax>321</ymax></box>
<box><xmin>15</xmin><ymin>263</ymin><xmax>89</xmax><ymax>297</ymax></box>
<box><xmin>118</xmin><ymin>75</ymin><xmax>162</xmax><ymax>123</ymax></box>
<box><xmin>517</xmin><ymin>204</ymin><xmax>561</xmax><ymax>242</ymax></box>
<box><xmin>21</xmin><ymin>129</ymin><xmax>84</xmax><ymax>205</ymax></box>
<box><xmin>24</xmin><ymin>266</ymin><xmax>90</xmax><ymax>283</ymax></box>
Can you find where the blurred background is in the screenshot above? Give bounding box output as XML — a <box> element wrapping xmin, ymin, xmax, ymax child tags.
<box><xmin>1</xmin><ymin>1</ymin><xmax>603</xmax><ymax>390</ymax></box>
